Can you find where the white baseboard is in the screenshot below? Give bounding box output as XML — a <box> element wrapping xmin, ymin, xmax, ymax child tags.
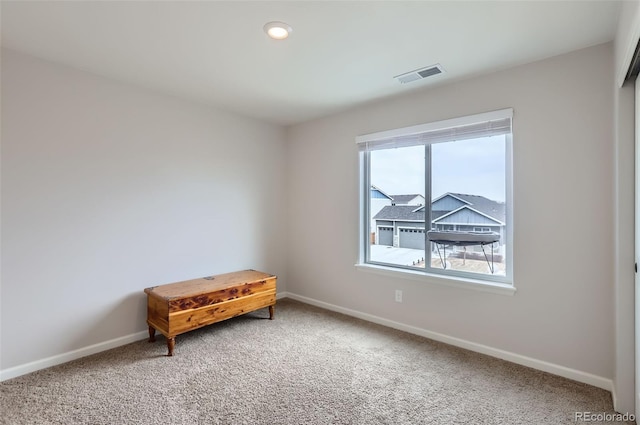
<box><xmin>0</xmin><ymin>330</ymin><xmax>149</xmax><ymax>382</ymax></box>
<box><xmin>1</xmin><ymin>291</ymin><xmax>614</xmax><ymax>393</ymax></box>
<box><xmin>283</xmin><ymin>292</ymin><xmax>614</xmax><ymax>392</ymax></box>
<box><xmin>1</xmin><ymin>291</ymin><xmax>291</xmax><ymax>382</ymax></box>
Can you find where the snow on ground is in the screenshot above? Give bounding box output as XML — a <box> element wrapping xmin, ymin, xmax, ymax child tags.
<box><xmin>369</xmin><ymin>245</ymin><xmax>424</xmax><ymax>266</ymax></box>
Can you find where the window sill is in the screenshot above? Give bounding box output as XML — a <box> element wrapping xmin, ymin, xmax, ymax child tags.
<box><xmin>354</xmin><ymin>263</ymin><xmax>516</xmax><ymax>296</ymax></box>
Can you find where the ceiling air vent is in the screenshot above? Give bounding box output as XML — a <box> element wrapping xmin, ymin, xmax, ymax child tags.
<box><xmin>394</xmin><ymin>64</ymin><xmax>444</xmax><ymax>84</ymax></box>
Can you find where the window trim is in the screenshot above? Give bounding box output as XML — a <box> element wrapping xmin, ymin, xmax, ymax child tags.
<box><xmin>357</xmin><ymin>109</ymin><xmax>514</xmax><ymax>291</ymax></box>
<box><xmin>356</xmin><ymin>108</ymin><xmax>513</xmax><ymax>149</ymax></box>
<box><xmin>354</xmin><ymin>262</ymin><xmax>516</xmax><ymax>296</ymax></box>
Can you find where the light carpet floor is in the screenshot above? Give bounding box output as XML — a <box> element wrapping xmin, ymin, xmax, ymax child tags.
<box><xmin>0</xmin><ymin>299</ymin><xmax>632</xmax><ymax>424</ymax></box>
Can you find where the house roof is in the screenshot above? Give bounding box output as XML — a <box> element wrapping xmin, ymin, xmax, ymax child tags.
<box><xmin>374</xmin><ymin>192</ymin><xmax>505</xmax><ymax>224</ymax></box>
<box><xmin>390</xmin><ymin>194</ymin><xmax>424</xmax><ymax>205</ymax></box>
<box><xmin>447</xmin><ymin>193</ymin><xmax>505</xmax><ymax>223</ymax></box>
<box><xmin>373</xmin><ymin>205</ymin><xmax>424</xmax><ymax>222</ymax></box>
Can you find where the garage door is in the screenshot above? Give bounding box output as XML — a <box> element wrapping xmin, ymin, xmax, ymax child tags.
<box><xmin>399</xmin><ymin>228</ymin><xmax>425</xmax><ymax>250</ymax></box>
<box><xmin>378</xmin><ymin>227</ymin><xmax>393</xmax><ymax>246</ymax></box>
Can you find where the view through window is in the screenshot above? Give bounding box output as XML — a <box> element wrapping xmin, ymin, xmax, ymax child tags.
<box><xmin>361</xmin><ymin>110</ymin><xmax>512</xmax><ymax>284</ymax></box>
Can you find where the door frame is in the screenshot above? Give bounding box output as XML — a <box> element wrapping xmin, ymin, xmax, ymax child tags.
<box><xmin>627</xmin><ymin>32</ymin><xmax>640</xmax><ymax>419</ymax></box>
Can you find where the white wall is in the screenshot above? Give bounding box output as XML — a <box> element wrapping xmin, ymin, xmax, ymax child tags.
<box><xmin>287</xmin><ymin>43</ymin><xmax>615</xmax><ymax>383</ymax></box>
<box><xmin>0</xmin><ymin>49</ymin><xmax>287</xmax><ymax>373</ymax></box>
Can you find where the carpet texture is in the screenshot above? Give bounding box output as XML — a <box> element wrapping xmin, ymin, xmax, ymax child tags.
<box><xmin>0</xmin><ymin>299</ymin><xmax>632</xmax><ymax>424</ymax></box>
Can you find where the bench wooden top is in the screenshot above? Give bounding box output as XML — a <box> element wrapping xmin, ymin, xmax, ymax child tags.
<box><xmin>144</xmin><ymin>269</ymin><xmax>275</xmax><ymax>300</ymax></box>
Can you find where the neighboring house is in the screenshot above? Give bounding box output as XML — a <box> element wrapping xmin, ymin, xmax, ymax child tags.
<box><xmin>369</xmin><ymin>188</ymin><xmax>426</xmax><ymax>243</ymax></box>
<box><xmin>370</xmin><ymin>185</ymin><xmax>394</xmax><ymax>219</ymax></box>
<box><xmin>391</xmin><ymin>194</ymin><xmax>425</xmax><ymax>206</ymax></box>
<box><xmin>373</xmin><ymin>192</ymin><xmax>505</xmax><ymax>253</ymax></box>
<box><xmin>370</xmin><ymin>187</ymin><xmax>424</xmax><ymax>215</ymax></box>
<box><xmin>369</xmin><ymin>186</ymin><xmax>394</xmax><ymax>242</ymax></box>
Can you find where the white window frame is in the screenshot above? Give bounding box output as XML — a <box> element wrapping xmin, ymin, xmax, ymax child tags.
<box><xmin>356</xmin><ymin>109</ymin><xmax>515</xmax><ymax>294</ymax></box>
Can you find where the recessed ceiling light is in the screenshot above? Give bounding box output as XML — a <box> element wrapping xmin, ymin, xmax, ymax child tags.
<box><xmin>264</xmin><ymin>21</ymin><xmax>292</xmax><ymax>40</ymax></box>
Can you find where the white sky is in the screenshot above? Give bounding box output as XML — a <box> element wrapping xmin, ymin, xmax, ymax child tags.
<box><xmin>371</xmin><ymin>136</ymin><xmax>506</xmax><ymax>202</ymax></box>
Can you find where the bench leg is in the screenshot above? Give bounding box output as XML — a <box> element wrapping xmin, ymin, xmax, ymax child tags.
<box><xmin>167</xmin><ymin>337</ymin><xmax>175</xmax><ymax>356</ymax></box>
<box><xmin>148</xmin><ymin>326</ymin><xmax>156</xmax><ymax>343</ymax></box>
<box><xmin>269</xmin><ymin>305</ymin><xmax>275</xmax><ymax>320</ymax></box>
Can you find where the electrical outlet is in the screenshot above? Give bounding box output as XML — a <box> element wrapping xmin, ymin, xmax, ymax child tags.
<box><xmin>395</xmin><ymin>289</ymin><xmax>403</xmax><ymax>303</ymax></box>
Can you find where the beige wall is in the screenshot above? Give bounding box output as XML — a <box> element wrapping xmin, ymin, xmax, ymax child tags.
<box><xmin>0</xmin><ymin>49</ymin><xmax>288</xmax><ymax>371</ymax></box>
<box><xmin>287</xmin><ymin>43</ymin><xmax>615</xmax><ymax>382</ymax></box>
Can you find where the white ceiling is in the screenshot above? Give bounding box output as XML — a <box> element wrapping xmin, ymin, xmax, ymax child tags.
<box><xmin>1</xmin><ymin>1</ymin><xmax>622</xmax><ymax>126</ymax></box>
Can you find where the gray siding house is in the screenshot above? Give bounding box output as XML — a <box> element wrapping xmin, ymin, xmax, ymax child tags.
<box><xmin>369</xmin><ymin>186</ymin><xmax>426</xmax><ymax>244</ymax></box>
<box><xmin>373</xmin><ymin>192</ymin><xmax>505</xmax><ymax>252</ymax></box>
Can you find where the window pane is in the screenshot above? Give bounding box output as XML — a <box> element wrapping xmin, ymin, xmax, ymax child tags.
<box><xmin>369</xmin><ymin>145</ymin><xmax>425</xmax><ymax>268</ymax></box>
<box><xmin>429</xmin><ymin>136</ymin><xmax>506</xmax><ymax>276</ymax></box>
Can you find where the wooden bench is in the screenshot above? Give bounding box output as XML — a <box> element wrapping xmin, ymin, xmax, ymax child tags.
<box><xmin>144</xmin><ymin>269</ymin><xmax>276</xmax><ymax>356</ymax></box>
